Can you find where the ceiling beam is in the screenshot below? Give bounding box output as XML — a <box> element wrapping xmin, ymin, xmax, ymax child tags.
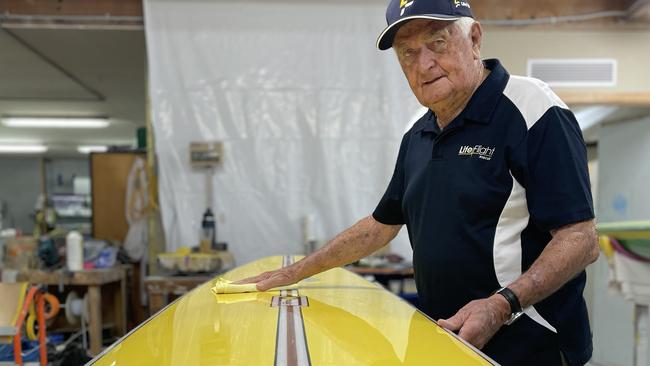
<box><xmin>0</xmin><ymin>0</ymin><xmax>142</xmax><ymax>29</ymax></box>
<box><xmin>469</xmin><ymin>0</ymin><xmax>647</xmax><ymax>28</ymax></box>
<box><xmin>475</xmin><ymin>0</ymin><xmax>633</xmax><ymax>19</ymax></box>
<box><xmin>0</xmin><ymin>0</ymin><xmax>142</xmax><ymax>16</ymax></box>
<box><xmin>628</xmin><ymin>0</ymin><xmax>650</xmax><ymax>21</ymax></box>
<box><xmin>557</xmin><ymin>91</ymin><xmax>650</xmax><ymax>106</ymax></box>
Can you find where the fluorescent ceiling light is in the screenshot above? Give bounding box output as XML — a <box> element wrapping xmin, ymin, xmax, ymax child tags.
<box><xmin>1</xmin><ymin>117</ymin><xmax>110</xmax><ymax>129</ymax></box>
<box><xmin>0</xmin><ymin>144</ymin><xmax>48</xmax><ymax>154</ymax></box>
<box><xmin>77</xmin><ymin>145</ymin><xmax>108</xmax><ymax>154</ymax></box>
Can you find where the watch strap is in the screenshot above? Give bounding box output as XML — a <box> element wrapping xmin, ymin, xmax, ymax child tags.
<box><xmin>496</xmin><ymin>287</ymin><xmax>523</xmax><ymax>324</ymax></box>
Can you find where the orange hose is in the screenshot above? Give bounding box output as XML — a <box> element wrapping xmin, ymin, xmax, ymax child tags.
<box><xmin>12</xmin><ymin>288</ymin><xmax>52</xmax><ymax>366</ymax></box>
<box><xmin>37</xmin><ymin>294</ymin><xmax>47</xmax><ymax>366</ymax></box>
<box><xmin>26</xmin><ymin>293</ymin><xmax>61</xmax><ymax>341</ymax></box>
<box><xmin>13</xmin><ymin>287</ymin><xmax>38</xmax><ymax>366</ymax></box>
<box><xmin>42</xmin><ymin>293</ymin><xmax>60</xmax><ymax>320</ymax></box>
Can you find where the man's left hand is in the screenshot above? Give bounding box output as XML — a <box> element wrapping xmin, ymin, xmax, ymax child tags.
<box><xmin>437</xmin><ymin>295</ymin><xmax>511</xmax><ymax>349</ymax></box>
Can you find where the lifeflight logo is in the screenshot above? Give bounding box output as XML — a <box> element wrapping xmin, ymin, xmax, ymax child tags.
<box><xmin>458</xmin><ymin>145</ymin><xmax>495</xmax><ymax>160</ymax></box>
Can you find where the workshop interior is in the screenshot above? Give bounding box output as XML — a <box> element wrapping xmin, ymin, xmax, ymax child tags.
<box><xmin>1</xmin><ymin>0</ymin><xmax>650</xmax><ymax>365</ymax></box>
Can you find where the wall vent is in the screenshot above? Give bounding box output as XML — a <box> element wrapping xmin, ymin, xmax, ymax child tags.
<box><xmin>527</xmin><ymin>59</ymin><xmax>617</xmax><ymax>88</ymax></box>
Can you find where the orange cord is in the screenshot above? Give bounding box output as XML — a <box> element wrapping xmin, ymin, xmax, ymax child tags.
<box><xmin>26</xmin><ymin>293</ymin><xmax>60</xmax><ymax>340</ymax></box>
<box><xmin>42</xmin><ymin>293</ymin><xmax>60</xmax><ymax>320</ymax></box>
<box><xmin>12</xmin><ymin>288</ymin><xmax>51</xmax><ymax>366</ymax></box>
<box><xmin>37</xmin><ymin>294</ymin><xmax>47</xmax><ymax>366</ymax></box>
<box><xmin>13</xmin><ymin>287</ymin><xmax>38</xmax><ymax>366</ymax></box>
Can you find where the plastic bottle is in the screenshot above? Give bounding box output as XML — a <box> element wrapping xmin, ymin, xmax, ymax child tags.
<box><xmin>200</xmin><ymin>209</ymin><xmax>216</xmax><ymax>253</ymax></box>
<box><xmin>66</xmin><ymin>231</ymin><xmax>84</xmax><ymax>271</ymax></box>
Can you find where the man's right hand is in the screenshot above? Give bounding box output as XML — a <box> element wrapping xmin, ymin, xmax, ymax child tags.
<box><xmin>235</xmin><ymin>216</ymin><xmax>401</xmax><ymax>292</ymax></box>
<box><xmin>235</xmin><ymin>268</ymin><xmax>298</xmax><ymax>291</ymax></box>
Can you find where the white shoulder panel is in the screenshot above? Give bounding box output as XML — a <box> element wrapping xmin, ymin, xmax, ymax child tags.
<box><xmin>503</xmin><ymin>75</ymin><xmax>568</xmax><ymax>130</ymax></box>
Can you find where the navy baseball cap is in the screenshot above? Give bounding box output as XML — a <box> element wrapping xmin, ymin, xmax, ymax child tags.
<box><xmin>376</xmin><ymin>0</ymin><xmax>474</xmax><ymax>50</ymax></box>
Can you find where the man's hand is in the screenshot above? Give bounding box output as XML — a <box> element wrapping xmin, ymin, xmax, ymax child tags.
<box><xmin>235</xmin><ymin>216</ymin><xmax>401</xmax><ymax>292</ymax></box>
<box><xmin>437</xmin><ymin>294</ymin><xmax>510</xmax><ymax>349</ymax></box>
<box><xmin>438</xmin><ymin>219</ymin><xmax>598</xmax><ymax>350</ymax></box>
<box><xmin>235</xmin><ymin>268</ymin><xmax>298</xmax><ymax>291</ymax></box>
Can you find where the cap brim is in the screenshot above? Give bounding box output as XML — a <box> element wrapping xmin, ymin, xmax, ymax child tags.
<box><xmin>376</xmin><ymin>15</ymin><xmax>460</xmax><ymax>51</ymax></box>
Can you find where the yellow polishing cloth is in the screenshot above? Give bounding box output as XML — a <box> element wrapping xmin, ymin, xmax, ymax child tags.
<box><xmin>210</xmin><ymin>278</ymin><xmax>299</xmax><ymax>295</ymax></box>
<box><xmin>212</xmin><ymin>292</ymin><xmax>274</xmax><ymax>305</ymax></box>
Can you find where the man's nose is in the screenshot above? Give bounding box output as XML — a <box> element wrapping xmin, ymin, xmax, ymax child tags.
<box><xmin>417</xmin><ymin>45</ymin><xmax>437</xmax><ymax>73</ymax></box>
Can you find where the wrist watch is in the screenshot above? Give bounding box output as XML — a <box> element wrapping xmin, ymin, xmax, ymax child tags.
<box><xmin>496</xmin><ymin>287</ymin><xmax>524</xmax><ymax>325</ymax></box>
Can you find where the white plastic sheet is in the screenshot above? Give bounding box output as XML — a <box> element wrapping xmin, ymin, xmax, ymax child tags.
<box><xmin>144</xmin><ymin>0</ymin><xmax>421</xmax><ymax>264</ymax></box>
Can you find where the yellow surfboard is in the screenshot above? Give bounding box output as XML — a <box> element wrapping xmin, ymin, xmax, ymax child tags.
<box><xmin>88</xmin><ymin>256</ymin><xmax>497</xmax><ymax>365</ymax></box>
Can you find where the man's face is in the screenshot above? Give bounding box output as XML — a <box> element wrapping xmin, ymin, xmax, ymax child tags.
<box><xmin>393</xmin><ymin>19</ymin><xmax>478</xmax><ymax>109</ymax></box>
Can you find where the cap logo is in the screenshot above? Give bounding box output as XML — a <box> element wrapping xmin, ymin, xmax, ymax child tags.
<box><xmin>453</xmin><ymin>0</ymin><xmax>470</xmax><ymax>8</ymax></box>
<box><xmin>399</xmin><ymin>0</ymin><xmax>414</xmax><ymax>16</ymax></box>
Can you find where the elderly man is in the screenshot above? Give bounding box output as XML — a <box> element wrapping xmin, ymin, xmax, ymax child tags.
<box><xmin>241</xmin><ymin>1</ymin><xmax>599</xmax><ymax>365</ymax></box>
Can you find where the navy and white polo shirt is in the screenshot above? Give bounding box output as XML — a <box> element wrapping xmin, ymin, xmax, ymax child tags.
<box><xmin>373</xmin><ymin>59</ymin><xmax>594</xmax><ymax>366</ymax></box>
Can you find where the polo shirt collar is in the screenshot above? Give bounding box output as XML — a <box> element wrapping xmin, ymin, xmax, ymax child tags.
<box><xmin>413</xmin><ymin>58</ymin><xmax>510</xmax><ymax>133</ymax></box>
<box><xmin>419</xmin><ymin>110</ymin><xmax>438</xmax><ymax>133</ymax></box>
<box><xmin>462</xmin><ymin>59</ymin><xmax>509</xmax><ymax>124</ymax></box>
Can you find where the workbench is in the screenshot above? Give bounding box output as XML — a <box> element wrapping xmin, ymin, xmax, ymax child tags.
<box><xmin>347</xmin><ymin>264</ymin><xmax>414</xmax><ymax>293</ymax></box>
<box><xmin>16</xmin><ymin>267</ymin><xmax>127</xmax><ymax>356</ymax></box>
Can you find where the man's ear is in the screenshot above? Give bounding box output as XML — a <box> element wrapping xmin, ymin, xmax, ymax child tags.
<box><xmin>470</xmin><ymin>21</ymin><xmax>483</xmax><ymax>60</ymax></box>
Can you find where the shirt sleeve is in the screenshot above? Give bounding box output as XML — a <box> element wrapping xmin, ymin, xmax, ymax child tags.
<box><xmin>516</xmin><ymin>106</ymin><xmax>595</xmax><ymax>232</ymax></box>
<box><xmin>372</xmin><ymin>132</ymin><xmax>410</xmax><ymax>225</ymax></box>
